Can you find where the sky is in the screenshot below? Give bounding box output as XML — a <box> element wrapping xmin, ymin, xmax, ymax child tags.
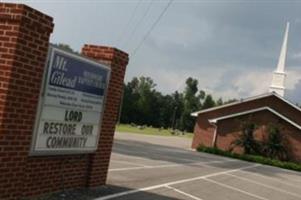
<box><xmin>8</xmin><ymin>0</ymin><xmax>301</xmax><ymax>103</ymax></box>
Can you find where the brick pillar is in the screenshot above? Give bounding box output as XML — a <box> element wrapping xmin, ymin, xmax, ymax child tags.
<box><xmin>0</xmin><ymin>3</ymin><xmax>53</xmax><ymax>200</ymax></box>
<box><xmin>81</xmin><ymin>45</ymin><xmax>129</xmax><ymax>186</ymax></box>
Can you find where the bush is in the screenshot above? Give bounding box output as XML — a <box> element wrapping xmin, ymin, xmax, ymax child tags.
<box><xmin>197</xmin><ymin>145</ymin><xmax>301</xmax><ymax>172</ymax></box>
<box><xmin>230</xmin><ymin>122</ymin><xmax>261</xmax><ymax>154</ymax></box>
<box><xmin>261</xmin><ymin>125</ymin><xmax>288</xmax><ymax>161</ymax></box>
<box><xmin>231</xmin><ymin>122</ymin><xmax>290</xmax><ymax>162</ymax></box>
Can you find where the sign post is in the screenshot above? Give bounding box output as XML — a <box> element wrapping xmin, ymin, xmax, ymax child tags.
<box><xmin>30</xmin><ymin>46</ymin><xmax>111</xmax><ymax>155</ymax></box>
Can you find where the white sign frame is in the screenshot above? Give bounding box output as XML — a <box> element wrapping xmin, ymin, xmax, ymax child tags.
<box><xmin>30</xmin><ymin>45</ymin><xmax>111</xmax><ymax>156</ymax></box>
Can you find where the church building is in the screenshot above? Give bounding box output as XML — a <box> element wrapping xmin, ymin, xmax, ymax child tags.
<box><xmin>191</xmin><ymin>23</ymin><xmax>301</xmax><ymax>161</ymax></box>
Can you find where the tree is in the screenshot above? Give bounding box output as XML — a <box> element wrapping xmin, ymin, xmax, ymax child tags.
<box><xmin>262</xmin><ymin>125</ymin><xmax>288</xmax><ymax>161</ymax></box>
<box><xmin>199</xmin><ymin>90</ymin><xmax>206</xmax><ymax>100</ymax></box>
<box><xmin>135</xmin><ymin>77</ymin><xmax>156</xmax><ymax>124</ymax></box>
<box><xmin>171</xmin><ymin>91</ymin><xmax>184</xmax><ymax>130</ymax></box>
<box><xmin>179</xmin><ymin>77</ymin><xmax>202</xmax><ymax>132</ymax></box>
<box><xmin>202</xmin><ymin>95</ymin><xmax>216</xmax><ymax>109</ymax></box>
<box><xmin>231</xmin><ymin>122</ymin><xmax>260</xmax><ymax>154</ymax></box>
<box><xmin>223</xmin><ymin>98</ymin><xmax>238</xmax><ymax>105</ymax></box>
<box><xmin>120</xmin><ymin>78</ymin><xmax>141</xmax><ymax>124</ymax></box>
<box><xmin>157</xmin><ymin>94</ymin><xmax>174</xmax><ymax>128</ymax></box>
<box><xmin>120</xmin><ymin>76</ymin><xmax>228</xmax><ymax>132</ymax></box>
<box><xmin>53</xmin><ymin>43</ymin><xmax>79</xmax><ymax>54</ymax></box>
<box><xmin>120</xmin><ymin>76</ymin><xmax>175</xmax><ymax>128</ymax></box>
<box><xmin>216</xmin><ymin>98</ymin><xmax>223</xmax><ymax>106</ymax></box>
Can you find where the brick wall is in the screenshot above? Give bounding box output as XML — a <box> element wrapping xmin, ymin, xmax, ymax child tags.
<box><xmin>81</xmin><ymin>45</ymin><xmax>128</xmax><ymax>187</ymax></box>
<box><xmin>191</xmin><ymin>95</ymin><xmax>301</xmax><ymax>162</ymax></box>
<box><xmin>0</xmin><ymin>3</ymin><xmax>129</xmax><ymax>200</ymax></box>
<box><xmin>0</xmin><ymin>3</ymin><xmax>54</xmax><ymax>199</ymax></box>
<box><xmin>215</xmin><ymin>110</ymin><xmax>301</xmax><ymax>161</ymax></box>
<box><xmin>215</xmin><ymin>110</ymin><xmax>275</xmax><ymax>154</ymax></box>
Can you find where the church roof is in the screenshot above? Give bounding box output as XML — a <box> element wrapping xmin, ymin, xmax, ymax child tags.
<box><xmin>191</xmin><ymin>92</ymin><xmax>301</xmax><ymax>117</ymax></box>
<box><xmin>208</xmin><ymin>106</ymin><xmax>301</xmax><ymax>130</ymax></box>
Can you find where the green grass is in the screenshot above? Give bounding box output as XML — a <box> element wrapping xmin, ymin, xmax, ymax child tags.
<box><xmin>115</xmin><ymin>124</ymin><xmax>193</xmax><ymax>138</ymax></box>
<box><xmin>197</xmin><ymin>145</ymin><xmax>301</xmax><ymax>172</ymax></box>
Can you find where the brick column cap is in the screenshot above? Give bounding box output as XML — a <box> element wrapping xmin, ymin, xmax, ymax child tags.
<box><xmin>0</xmin><ymin>3</ymin><xmax>54</xmax><ymax>32</ymax></box>
<box><xmin>82</xmin><ymin>44</ymin><xmax>129</xmax><ymax>66</ymax></box>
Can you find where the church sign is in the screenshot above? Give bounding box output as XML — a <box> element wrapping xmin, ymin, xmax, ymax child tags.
<box><xmin>30</xmin><ymin>46</ymin><xmax>111</xmax><ymax>155</ymax></box>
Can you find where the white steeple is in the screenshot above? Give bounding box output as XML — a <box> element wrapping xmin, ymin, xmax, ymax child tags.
<box><xmin>269</xmin><ymin>22</ymin><xmax>289</xmax><ymax>97</ymax></box>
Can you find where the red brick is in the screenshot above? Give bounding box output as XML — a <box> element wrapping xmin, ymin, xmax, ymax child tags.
<box><xmin>192</xmin><ymin>95</ymin><xmax>301</xmax><ymax>162</ymax></box>
<box><xmin>0</xmin><ymin>3</ymin><xmax>128</xmax><ymax>200</ymax></box>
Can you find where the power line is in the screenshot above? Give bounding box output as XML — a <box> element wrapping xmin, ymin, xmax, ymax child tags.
<box><xmin>122</xmin><ymin>0</ymin><xmax>154</xmax><ymax>49</ymax></box>
<box><xmin>116</xmin><ymin>0</ymin><xmax>142</xmax><ymax>45</ymax></box>
<box><xmin>130</xmin><ymin>0</ymin><xmax>174</xmax><ymax>56</ymax></box>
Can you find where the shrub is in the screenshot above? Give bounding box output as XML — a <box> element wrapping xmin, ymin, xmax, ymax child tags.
<box><xmin>230</xmin><ymin>122</ymin><xmax>261</xmax><ymax>154</ymax></box>
<box><xmin>262</xmin><ymin>125</ymin><xmax>288</xmax><ymax>161</ymax></box>
<box><xmin>197</xmin><ymin>145</ymin><xmax>301</xmax><ymax>172</ymax></box>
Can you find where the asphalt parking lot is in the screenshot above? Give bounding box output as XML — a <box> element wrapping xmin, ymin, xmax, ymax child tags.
<box><xmin>96</xmin><ymin>132</ymin><xmax>301</xmax><ymax>200</ymax></box>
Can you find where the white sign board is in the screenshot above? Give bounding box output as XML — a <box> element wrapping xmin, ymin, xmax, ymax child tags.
<box><xmin>30</xmin><ymin>46</ymin><xmax>111</xmax><ymax>155</ymax></box>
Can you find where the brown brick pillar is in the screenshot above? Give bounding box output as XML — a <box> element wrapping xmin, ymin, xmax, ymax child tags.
<box><xmin>0</xmin><ymin>3</ymin><xmax>53</xmax><ymax>200</ymax></box>
<box><xmin>81</xmin><ymin>45</ymin><xmax>129</xmax><ymax>186</ymax></box>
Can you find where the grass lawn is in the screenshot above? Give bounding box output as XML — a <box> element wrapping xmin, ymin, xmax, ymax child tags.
<box><xmin>115</xmin><ymin>124</ymin><xmax>193</xmax><ymax>138</ymax></box>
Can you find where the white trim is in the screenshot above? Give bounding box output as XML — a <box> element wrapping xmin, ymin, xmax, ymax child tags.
<box><xmin>191</xmin><ymin>93</ymin><xmax>272</xmax><ymax>116</ymax></box>
<box><xmin>208</xmin><ymin>106</ymin><xmax>301</xmax><ymax>130</ymax></box>
<box><xmin>191</xmin><ymin>92</ymin><xmax>301</xmax><ymax>117</ymax></box>
<box><xmin>270</xmin><ymin>85</ymin><xmax>285</xmax><ymax>89</ymax></box>
<box><xmin>109</xmin><ymin>160</ymin><xmax>232</xmax><ymax>172</ymax></box>
<box><xmin>231</xmin><ymin>171</ymin><xmax>301</xmax><ymax>189</ymax></box>
<box><xmin>211</xmin><ymin>123</ymin><xmax>218</xmax><ymax>147</ymax></box>
<box><xmin>165</xmin><ymin>185</ymin><xmax>203</xmax><ymax>200</ymax></box>
<box><xmin>273</xmin><ymin>71</ymin><xmax>287</xmax><ymax>75</ymax></box>
<box><xmin>110</xmin><ymin>160</ymin><xmax>149</xmax><ymax>167</ymax></box>
<box><xmin>203</xmin><ymin>178</ymin><xmax>268</xmax><ymax>200</ymax></box>
<box><xmin>225</xmin><ymin>173</ymin><xmax>301</xmax><ymax>198</ymax></box>
<box><xmin>275</xmin><ymin>92</ymin><xmax>301</xmax><ymax>112</ymax></box>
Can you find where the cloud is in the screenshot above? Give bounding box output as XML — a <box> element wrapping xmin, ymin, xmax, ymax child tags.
<box><xmin>286</xmin><ymin>79</ymin><xmax>301</xmax><ymax>103</ymax></box>
<box><xmin>210</xmin><ymin>68</ymin><xmax>271</xmax><ymax>99</ymax></box>
<box><xmin>286</xmin><ymin>68</ymin><xmax>301</xmax><ymax>103</ymax></box>
<box><xmin>292</xmin><ymin>52</ymin><xmax>301</xmax><ymax>59</ymax></box>
<box><xmin>9</xmin><ymin>1</ymin><xmax>301</xmax><ymax>103</ymax></box>
<box><xmin>125</xmin><ymin>62</ymin><xmax>227</xmax><ymax>94</ymax></box>
<box><xmin>209</xmin><ymin>67</ymin><xmax>301</xmax><ymax>102</ymax></box>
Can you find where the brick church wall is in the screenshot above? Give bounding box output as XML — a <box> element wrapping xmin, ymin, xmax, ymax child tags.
<box><xmin>192</xmin><ymin>95</ymin><xmax>301</xmax><ymax>162</ymax></box>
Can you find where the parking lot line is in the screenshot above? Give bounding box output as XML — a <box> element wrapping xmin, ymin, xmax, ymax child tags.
<box><xmin>109</xmin><ymin>161</ymin><xmax>208</xmax><ymax>172</ymax></box>
<box><xmin>225</xmin><ymin>173</ymin><xmax>301</xmax><ymax>198</ymax></box>
<box><xmin>111</xmin><ymin>160</ymin><xmax>149</xmax><ymax>167</ymax></box>
<box><xmin>165</xmin><ymin>185</ymin><xmax>203</xmax><ymax>200</ymax></box>
<box><xmin>113</xmin><ymin>152</ymin><xmax>233</xmax><ymax>165</ymax></box>
<box><xmin>96</xmin><ymin>164</ymin><xmax>259</xmax><ymax>200</ymax></box>
<box><xmin>232</xmin><ymin>170</ymin><xmax>301</xmax><ymax>189</ymax></box>
<box><xmin>256</xmin><ymin>165</ymin><xmax>301</xmax><ymax>182</ymax></box>
<box><xmin>203</xmin><ymin>178</ymin><xmax>268</xmax><ymax>200</ymax></box>
<box><xmin>109</xmin><ymin>160</ymin><xmax>236</xmax><ymax>172</ymax></box>
<box><xmin>114</xmin><ymin>147</ymin><xmax>226</xmax><ymax>163</ymax></box>
<box><xmin>111</xmin><ymin>153</ymin><xmax>173</xmax><ymax>164</ymax></box>
<box><xmin>109</xmin><ymin>166</ymin><xmax>149</xmax><ymax>171</ymax></box>
<box><xmin>259</xmin><ymin>164</ymin><xmax>301</xmax><ymax>176</ymax></box>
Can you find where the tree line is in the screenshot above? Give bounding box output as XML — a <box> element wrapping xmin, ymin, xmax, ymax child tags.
<box><xmin>52</xmin><ymin>44</ymin><xmax>239</xmax><ymax>132</ymax></box>
<box><xmin>119</xmin><ymin>76</ymin><xmax>236</xmax><ymax>132</ymax></box>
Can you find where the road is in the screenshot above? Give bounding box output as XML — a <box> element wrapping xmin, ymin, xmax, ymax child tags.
<box><xmin>96</xmin><ymin>132</ymin><xmax>301</xmax><ymax>200</ymax></box>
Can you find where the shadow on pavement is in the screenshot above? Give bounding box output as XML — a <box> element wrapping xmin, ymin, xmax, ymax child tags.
<box><xmin>241</xmin><ymin>163</ymin><xmax>301</xmax><ymax>178</ymax></box>
<box><xmin>27</xmin><ymin>185</ymin><xmax>182</xmax><ymax>200</ymax></box>
<box><xmin>113</xmin><ymin>139</ymin><xmax>227</xmax><ymax>163</ymax></box>
<box><xmin>113</xmin><ymin>138</ymin><xmax>301</xmax><ymax>179</ymax></box>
